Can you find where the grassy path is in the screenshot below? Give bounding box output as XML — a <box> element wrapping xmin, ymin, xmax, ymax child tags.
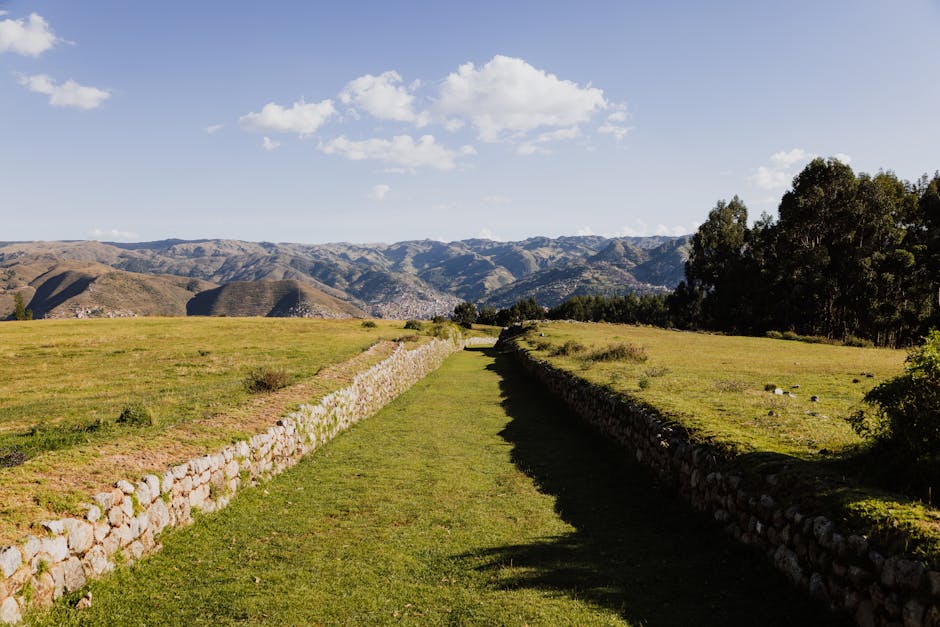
<box><xmin>35</xmin><ymin>348</ymin><xmax>838</xmax><ymax>625</ymax></box>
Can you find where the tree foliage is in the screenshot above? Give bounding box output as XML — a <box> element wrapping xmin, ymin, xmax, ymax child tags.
<box><xmin>851</xmin><ymin>331</ymin><xmax>940</xmax><ymax>456</ymax></box>
<box><xmin>682</xmin><ymin>159</ymin><xmax>940</xmax><ymax>346</ymax></box>
<box><xmin>451</xmin><ymin>301</ymin><xmax>478</xmax><ymax>328</ymax></box>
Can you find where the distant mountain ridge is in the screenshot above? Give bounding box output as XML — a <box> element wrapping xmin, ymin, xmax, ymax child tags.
<box><xmin>0</xmin><ymin>234</ymin><xmax>690</xmax><ymax>319</ymax></box>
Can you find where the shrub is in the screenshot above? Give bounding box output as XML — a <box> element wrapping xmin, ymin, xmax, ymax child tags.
<box><xmin>644</xmin><ymin>366</ymin><xmax>670</xmax><ymax>378</ymax></box>
<box><xmin>850</xmin><ymin>330</ymin><xmax>940</xmax><ymax>456</ymax></box>
<box><xmin>586</xmin><ymin>342</ymin><xmax>648</xmax><ymax>363</ymax></box>
<box><xmin>361</xmin><ymin>320</ymin><xmax>378</xmax><ymax>328</ymax></box>
<box><xmin>549</xmin><ymin>340</ymin><xmax>587</xmax><ymax>357</ymax></box>
<box><xmin>638</xmin><ymin>376</ymin><xmax>651</xmax><ymax>390</ymax></box>
<box><xmin>244</xmin><ymin>366</ymin><xmax>290</xmax><ymax>393</ymax></box>
<box><xmin>403</xmin><ymin>319</ymin><xmax>423</xmax><ymax>331</ymax></box>
<box><xmin>117</xmin><ymin>403</ymin><xmax>153</xmax><ymax>427</ymax></box>
<box><xmin>844</xmin><ymin>335</ymin><xmax>875</xmax><ymax>348</ymax></box>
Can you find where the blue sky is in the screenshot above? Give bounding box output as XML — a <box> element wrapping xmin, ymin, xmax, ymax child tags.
<box><xmin>1</xmin><ymin>1</ymin><xmax>938</xmax><ymax>244</ymax></box>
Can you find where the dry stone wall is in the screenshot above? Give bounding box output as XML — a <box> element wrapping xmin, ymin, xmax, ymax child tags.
<box><xmin>503</xmin><ymin>338</ymin><xmax>940</xmax><ymax>627</ymax></box>
<box><xmin>0</xmin><ymin>338</ymin><xmax>463</xmax><ymax>624</ymax></box>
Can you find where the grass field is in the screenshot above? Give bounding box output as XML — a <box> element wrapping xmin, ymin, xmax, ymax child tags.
<box><xmin>511</xmin><ymin>322</ymin><xmax>940</xmax><ymax>559</ymax></box>
<box><xmin>33</xmin><ymin>348</ymin><xmax>837</xmax><ymax>626</ymax></box>
<box><xmin>0</xmin><ymin>317</ymin><xmax>442</xmax><ymax>545</ymax></box>
<box><xmin>519</xmin><ymin>322</ymin><xmax>906</xmax><ymax>458</ymax></box>
<box><xmin>0</xmin><ymin>317</ymin><xmax>419</xmax><ymax>457</ymax></box>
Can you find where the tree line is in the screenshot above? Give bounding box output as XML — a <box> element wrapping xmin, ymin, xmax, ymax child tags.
<box><xmin>453</xmin><ymin>158</ymin><xmax>940</xmax><ymax>347</ymax></box>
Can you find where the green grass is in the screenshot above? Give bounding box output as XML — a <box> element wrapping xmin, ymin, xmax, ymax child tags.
<box><xmin>512</xmin><ymin>322</ymin><xmax>940</xmax><ymax>563</ymax></box>
<box><xmin>0</xmin><ymin>317</ymin><xmax>415</xmax><ymax>458</ymax></box>
<box><xmin>520</xmin><ymin>322</ymin><xmax>905</xmax><ymax>458</ymax></box>
<box><xmin>33</xmin><ymin>349</ymin><xmax>835</xmax><ymax>626</ymax></box>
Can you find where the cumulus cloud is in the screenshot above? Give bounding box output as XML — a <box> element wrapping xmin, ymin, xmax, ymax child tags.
<box><xmin>770</xmin><ymin>148</ymin><xmax>815</xmax><ymax>169</ymax></box>
<box><xmin>262</xmin><ymin>136</ymin><xmax>281</xmax><ymax>151</ymax></box>
<box><xmin>205</xmin><ymin>124</ymin><xmax>224</xmax><ymax>134</ymax></box>
<box><xmin>598</xmin><ymin>108</ymin><xmax>632</xmax><ymax>140</ymax></box>
<box><xmin>750</xmin><ymin>147</ymin><xmax>818</xmax><ymax>190</ymax></box>
<box><xmin>576</xmin><ymin>226</ymin><xmax>594</xmax><ymax>236</ymax></box>
<box><xmin>368</xmin><ymin>184</ymin><xmax>391</xmax><ymax>200</ymax></box>
<box><xmin>436</xmin><ymin>55</ymin><xmax>608</xmax><ymax>142</ymax></box>
<box><xmin>517</xmin><ymin>126</ymin><xmax>581</xmax><ymax>156</ymax></box>
<box><xmin>90</xmin><ymin>228</ymin><xmax>139</xmax><ymax>241</ymax></box>
<box><xmin>0</xmin><ymin>12</ymin><xmax>59</xmax><ymax>56</ymax></box>
<box><xmin>833</xmin><ymin>152</ymin><xmax>853</xmax><ymax>164</ymax></box>
<box><xmin>339</xmin><ymin>71</ymin><xmax>428</xmax><ymax>126</ymax></box>
<box><xmin>239</xmin><ymin>99</ymin><xmax>335</xmax><ymax>135</ymax></box>
<box><xmin>750</xmin><ymin>166</ymin><xmax>791</xmax><ymax>190</ymax></box>
<box><xmin>18</xmin><ymin>74</ymin><xmax>110</xmax><ymax>110</ymax></box>
<box><xmin>598</xmin><ymin>122</ymin><xmax>632</xmax><ymax>141</ymax></box>
<box><xmin>319</xmin><ymin>134</ymin><xmax>460</xmax><ymax>171</ymax></box>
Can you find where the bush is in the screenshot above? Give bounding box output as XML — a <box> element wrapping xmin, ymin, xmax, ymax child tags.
<box><xmin>549</xmin><ymin>340</ymin><xmax>587</xmax><ymax>357</ymax></box>
<box><xmin>244</xmin><ymin>366</ymin><xmax>290</xmax><ymax>393</ymax></box>
<box><xmin>844</xmin><ymin>335</ymin><xmax>875</xmax><ymax>348</ymax></box>
<box><xmin>403</xmin><ymin>319</ymin><xmax>423</xmax><ymax>331</ymax></box>
<box><xmin>361</xmin><ymin>320</ymin><xmax>378</xmax><ymax>328</ymax></box>
<box><xmin>850</xmin><ymin>330</ymin><xmax>940</xmax><ymax>456</ymax></box>
<box><xmin>586</xmin><ymin>342</ymin><xmax>648</xmax><ymax>363</ymax></box>
<box><xmin>117</xmin><ymin>403</ymin><xmax>153</xmax><ymax>427</ymax></box>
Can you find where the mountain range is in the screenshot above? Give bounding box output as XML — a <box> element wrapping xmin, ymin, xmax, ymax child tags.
<box><xmin>0</xmin><ymin>235</ymin><xmax>690</xmax><ymax>320</ymax></box>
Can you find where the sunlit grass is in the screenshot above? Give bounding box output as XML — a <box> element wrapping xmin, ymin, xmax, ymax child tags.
<box><xmin>33</xmin><ymin>349</ymin><xmax>833</xmax><ymax>626</ymax></box>
<box><xmin>521</xmin><ymin>322</ymin><xmax>905</xmax><ymax>458</ymax></box>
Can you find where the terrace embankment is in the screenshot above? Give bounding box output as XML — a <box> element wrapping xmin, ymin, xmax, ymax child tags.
<box><xmin>500</xmin><ymin>330</ymin><xmax>940</xmax><ymax>627</ymax></box>
<box><xmin>0</xmin><ymin>337</ymin><xmax>467</xmax><ymax>624</ymax></box>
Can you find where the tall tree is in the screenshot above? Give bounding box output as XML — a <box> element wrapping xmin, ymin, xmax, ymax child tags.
<box><xmin>685</xmin><ymin>196</ymin><xmax>750</xmax><ymax>331</ymax></box>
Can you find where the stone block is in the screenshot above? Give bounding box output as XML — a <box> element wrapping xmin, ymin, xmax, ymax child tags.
<box><xmin>61</xmin><ymin>556</ymin><xmax>86</xmax><ymax>592</ymax></box>
<box><xmin>63</xmin><ymin>519</ymin><xmax>94</xmax><ymax>554</ymax></box>
<box><xmin>0</xmin><ymin>596</ymin><xmax>21</xmax><ymax>625</ymax></box>
<box><xmin>0</xmin><ymin>547</ymin><xmax>21</xmax><ymax>579</ymax></box>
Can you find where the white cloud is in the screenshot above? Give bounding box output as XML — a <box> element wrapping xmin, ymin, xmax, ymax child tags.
<box><xmin>833</xmin><ymin>152</ymin><xmax>853</xmax><ymax>164</ymax></box>
<box><xmin>18</xmin><ymin>74</ymin><xmax>110</xmax><ymax>110</ymax></box>
<box><xmin>607</xmin><ymin>110</ymin><xmax>628</xmax><ymax>123</ymax></box>
<box><xmin>262</xmin><ymin>136</ymin><xmax>281</xmax><ymax>151</ymax></box>
<box><xmin>339</xmin><ymin>70</ymin><xmax>428</xmax><ymax>126</ymax></box>
<box><xmin>516</xmin><ymin>143</ymin><xmax>546</xmax><ymax>156</ymax></box>
<box><xmin>576</xmin><ymin>226</ymin><xmax>594</xmax><ymax>236</ymax></box>
<box><xmin>517</xmin><ymin>126</ymin><xmax>581</xmax><ymax>155</ymax></box>
<box><xmin>478</xmin><ymin>227</ymin><xmax>503</xmax><ymax>241</ymax></box>
<box><xmin>239</xmin><ymin>99</ymin><xmax>335</xmax><ymax>135</ymax></box>
<box><xmin>205</xmin><ymin>124</ymin><xmax>224</xmax><ymax>134</ymax></box>
<box><xmin>443</xmin><ymin>118</ymin><xmax>465</xmax><ymax>132</ymax></box>
<box><xmin>598</xmin><ymin>123</ymin><xmax>632</xmax><ymax>141</ymax></box>
<box><xmin>89</xmin><ymin>228</ymin><xmax>138</xmax><ymax>241</ymax></box>
<box><xmin>751</xmin><ymin>147</ymin><xmax>818</xmax><ymax>191</ymax></box>
<box><xmin>459</xmin><ymin>145</ymin><xmax>477</xmax><ymax>156</ymax></box>
<box><xmin>437</xmin><ymin>55</ymin><xmax>608</xmax><ymax>141</ymax></box>
<box><xmin>483</xmin><ymin>195</ymin><xmax>510</xmax><ymax>205</ymax></box>
<box><xmin>0</xmin><ymin>12</ymin><xmax>59</xmax><ymax>56</ymax></box>
<box><xmin>368</xmin><ymin>184</ymin><xmax>391</xmax><ymax>201</ymax></box>
<box><xmin>319</xmin><ymin>134</ymin><xmax>460</xmax><ymax>171</ymax></box>
<box><xmin>770</xmin><ymin>148</ymin><xmax>815</xmax><ymax>168</ymax></box>
<box><xmin>750</xmin><ymin>165</ymin><xmax>791</xmax><ymax>191</ymax></box>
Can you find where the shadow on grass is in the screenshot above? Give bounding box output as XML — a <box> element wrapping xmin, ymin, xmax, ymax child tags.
<box><xmin>460</xmin><ymin>348</ymin><xmax>846</xmax><ymax>626</ymax></box>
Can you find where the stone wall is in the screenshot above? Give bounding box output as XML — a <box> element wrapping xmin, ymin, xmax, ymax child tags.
<box><xmin>0</xmin><ymin>338</ymin><xmax>462</xmax><ymax>624</ymax></box>
<box><xmin>503</xmin><ymin>338</ymin><xmax>940</xmax><ymax>627</ymax></box>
